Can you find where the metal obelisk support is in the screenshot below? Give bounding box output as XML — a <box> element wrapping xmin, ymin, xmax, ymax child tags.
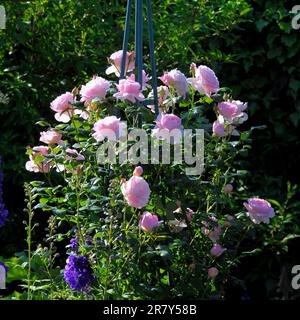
<box><xmin>120</xmin><ymin>0</ymin><xmax>159</xmax><ymax>117</ymax></box>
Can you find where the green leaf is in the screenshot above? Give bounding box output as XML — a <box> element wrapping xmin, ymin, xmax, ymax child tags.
<box><xmin>256</xmin><ymin>19</ymin><xmax>268</xmax><ymax>32</ymax></box>
<box><xmin>281</xmin><ymin>234</ymin><xmax>300</xmax><ymax>244</ymax></box>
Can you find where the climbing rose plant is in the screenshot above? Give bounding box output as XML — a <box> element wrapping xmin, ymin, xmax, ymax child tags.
<box><xmin>24</xmin><ymin>50</ymin><xmax>276</xmax><ymax>299</ymax></box>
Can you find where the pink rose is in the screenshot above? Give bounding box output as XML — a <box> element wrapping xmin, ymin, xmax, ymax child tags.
<box><xmin>25</xmin><ymin>146</ymin><xmax>52</xmax><ymax>173</ymax></box>
<box><xmin>159</xmin><ymin>69</ymin><xmax>188</xmax><ymax>98</ymax></box>
<box><xmin>212</xmin><ymin>117</ymin><xmax>238</xmax><ymax>137</ymax></box>
<box><xmin>210</xmin><ymin>244</ymin><xmax>226</xmax><ymax>257</ymax></box>
<box><xmin>218</xmin><ymin>100</ymin><xmax>248</xmax><ymax>124</ymax></box>
<box><xmin>114</xmin><ymin>78</ymin><xmax>145</xmax><ymax>103</ymax></box>
<box><xmin>121</xmin><ymin>176</ymin><xmax>151</xmax><ymax>209</ymax></box>
<box><xmin>208</xmin><ymin>267</ymin><xmax>219</xmax><ymax>279</ymax></box>
<box><xmin>148</xmin><ymin>86</ymin><xmax>170</xmax><ymax>113</ymax></box>
<box><xmin>224</xmin><ymin>184</ymin><xmax>233</xmax><ymax>193</ymax></box>
<box><xmin>65</xmin><ymin>149</ymin><xmax>85</xmax><ymax>161</ymax></box>
<box><xmin>152</xmin><ymin>113</ymin><xmax>183</xmax><ymax>144</ymax></box>
<box><xmin>139</xmin><ymin>211</ymin><xmax>161</xmax><ymax>232</ymax></box>
<box><xmin>224</xmin><ymin>215</ymin><xmax>234</xmax><ymax>227</ymax></box>
<box><xmin>40</xmin><ymin>130</ymin><xmax>63</xmax><ymax>145</ymax></box>
<box><xmin>128</xmin><ymin>71</ymin><xmax>151</xmax><ymax>90</ymax></box>
<box><xmin>106</xmin><ymin>50</ymin><xmax>135</xmax><ymax>76</ymax></box>
<box><xmin>188</xmin><ymin>65</ymin><xmax>219</xmax><ymax>96</ymax></box>
<box><xmin>133</xmin><ymin>166</ymin><xmax>143</xmax><ymax>177</ymax></box>
<box><xmin>186</xmin><ymin>208</ymin><xmax>194</xmax><ymax>222</ymax></box>
<box><xmin>50</xmin><ymin>92</ymin><xmax>74</xmax><ymax>123</ymax></box>
<box><xmin>208</xmin><ymin>225</ymin><xmax>222</xmax><ymax>242</ymax></box>
<box><xmin>212</xmin><ymin>119</ymin><xmax>226</xmax><ymax>137</ymax></box>
<box><xmin>243</xmin><ymin>198</ymin><xmax>275</xmax><ymax>224</ymax></box>
<box><xmin>80</xmin><ymin>76</ymin><xmax>110</xmax><ymax>105</ymax></box>
<box><xmin>92</xmin><ymin>116</ymin><xmax>126</xmax><ymax>142</ymax></box>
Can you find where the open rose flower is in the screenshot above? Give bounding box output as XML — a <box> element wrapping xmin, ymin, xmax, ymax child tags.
<box><xmin>186</xmin><ymin>208</ymin><xmax>194</xmax><ymax>222</ymax></box>
<box><xmin>159</xmin><ymin>69</ymin><xmax>188</xmax><ymax>98</ymax></box>
<box><xmin>244</xmin><ymin>198</ymin><xmax>275</xmax><ymax>224</ymax></box>
<box><xmin>106</xmin><ymin>50</ymin><xmax>135</xmax><ymax>76</ymax></box>
<box><xmin>92</xmin><ymin>116</ymin><xmax>126</xmax><ymax>141</ymax></box>
<box><xmin>114</xmin><ymin>78</ymin><xmax>145</xmax><ymax>103</ymax></box>
<box><xmin>128</xmin><ymin>71</ymin><xmax>151</xmax><ymax>90</ymax></box>
<box><xmin>218</xmin><ymin>100</ymin><xmax>248</xmax><ymax>124</ymax></box>
<box><xmin>25</xmin><ymin>146</ymin><xmax>52</xmax><ymax>173</ymax></box>
<box><xmin>139</xmin><ymin>211</ymin><xmax>161</xmax><ymax>232</ymax></box>
<box><xmin>147</xmin><ymin>86</ymin><xmax>170</xmax><ymax>113</ymax></box>
<box><xmin>65</xmin><ymin>149</ymin><xmax>85</xmax><ymax>161</ymax></box>
<box><xmin>224</xmin><ymin>184</ymin><xmax>233</xmax><ymax>193</ymax></box>
<box><xmin>188</xmin><ymin>64</ymin><xmax>219</xmax><ymax>96</ymax></box>
<box><xmin>208</xmin><ymin>267</ymin><xmax>219</xmax><ymax>279</ymax></box>
<box><xmin>40</xmin><ymin>130</ymin><xmax>63</xmax><ymax>145</ymax></box>
<box><xmin>50</xmin><ymin>92</ymin><xmax>74</xmax><ymax>123</ymax></box>
<box><xmin>80</xmin><ymin>76</ymin><xmax>110</xmax><ymax>105</ymax></box>
<box><xmin>121</xmin><ymin>176</ymin><xmax>151</xmax><ymax>209</ymax></box>
<box><xmin>210</xmin><ymin>244</ymin><xmax>226</xmax><ymax>257</ymax></box>
<box><xmin>133</xmin><ymin>166</ymin><xmax>143</xmax><ymax>177</ymax></box>
<box><xmin>152</xmin><ymin>113</ymin><xmax>183</xmax><ymax>144</ymax></box>
<box><xmin>212</xmin><ymin>116</ymin><xmax>239</xmax><ymax>137</ymax></box>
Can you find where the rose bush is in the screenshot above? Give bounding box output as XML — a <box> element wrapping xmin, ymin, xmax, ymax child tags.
<box><xmin>21</xmin><ymin>50</ymin><xmax>278</xmax><ymax>300</ymax></box>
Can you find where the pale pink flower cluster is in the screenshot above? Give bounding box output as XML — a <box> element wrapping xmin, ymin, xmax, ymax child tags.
<box><xmin>213</xmin><ymin>100</ymin><xmax>248</xmax><ymax>138</ymax></box>
<box><xmin>25</xmin><ymin>146</ymin><xmax>52</xmax><ymax>173</ymax></box>
<box><xmin>147</xmin><ymin>86</ymin><xmax>170</xmax><ymax>113</ymax></box>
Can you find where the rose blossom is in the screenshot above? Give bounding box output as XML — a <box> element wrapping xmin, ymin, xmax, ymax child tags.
<box><xmin>159</xmin><ymin>69</ymin><xmax>188</xmax><ymax>98</ymax></box>
<box><xmin>139</xmin><ymin>211</ymin><xmax>161</xmax><ymax>232</ymax></box>
<box><xmin>187</xmin><ymin>64</ymin><xmax>219</xmax><ymax>96</ymax></box>
<box><xmin>208</xmin><ymin>267</ymin><xmax>219</xmax><ymax>279</ymax></box>
<box><xmin>114</xmin><ymin>78</ymin><xmax>145</xmax><ymax>103</ymax></box>
<box><xmin>50</xmin><ymin>92</ymin><xmax>74</xmax><ymax>123</ymax></box>
<box><xmin>210</xmin><ymin>244</ymin><xmax>226</xmax><ymax>257</ymax></box>
<box><xmin>105</xmin><ymin>50</ymin><xmax>135</xmax><ymax>76</ymax></box>
<box><xmin>25</xmin><ymin>146</ymin><xmax>52</xmax><ymax>173</ymax></box>
<box><xmin>128</xmin><ymin>71</ymin><xmax>151</xmax><ymax>90</ymax></box>
<box><xmin>92</xmin><ymin>116</ymin><xmax>126</xmax><ymax>142</ymax></box>
<box><xmin>208</xmin><ymin>225</ymin><xmax>222</xmax><ymax>242</ymax></box>
<box><xmin>152</xmin><ymin>113</ymin><xmax>183</xmax><ymax>144</ymax></box>
<box><xmin>65</xmin><ymin>149</ymin><xmax>85</xmax><ymax>161</ymax></box>
<box><xmin>224</xmin><ymin>184</ymin><xmax>233</xmax><ymax>193</ymax></box>
<box><xmin>80</xmin><ymin>76</ymin><xmax>110</xmax><ymax>105</ymax></box>
<box><xmin>133</xmin><ymin>166</ymin><xmax>143</xmax><ymax>177</ymax></box>
<box><xmin>243</xmin><ymin>198</ymin><xmax>275</xmax><ymax>224</ymax></box>
<box><xmin>121</xmin><ymin>176</ymin><xmax>151</xmax><ymax>209</ymax></box>
<box><xmin>40</xmin><ymin>130</ymin><xmax>63</xmax><ymax>145</ymax></box>
<box><xmin>147</xmin><ymin>86</ymin><xmax>170</xmax><ymax>113</ymax></box>
<box><xmin>186</xmin><ymin>208</ymin><xmax>194</xmax><ymax>222</ymax></box>
<box><xmin>218</xmin><ymin>100</ymin><xmax>248</xmax><ymax>124</ymax></box>
<box><xmin>212</xmin><ymin>116</ymin><xmax>239</xmax><ymax>137</ymax></box>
